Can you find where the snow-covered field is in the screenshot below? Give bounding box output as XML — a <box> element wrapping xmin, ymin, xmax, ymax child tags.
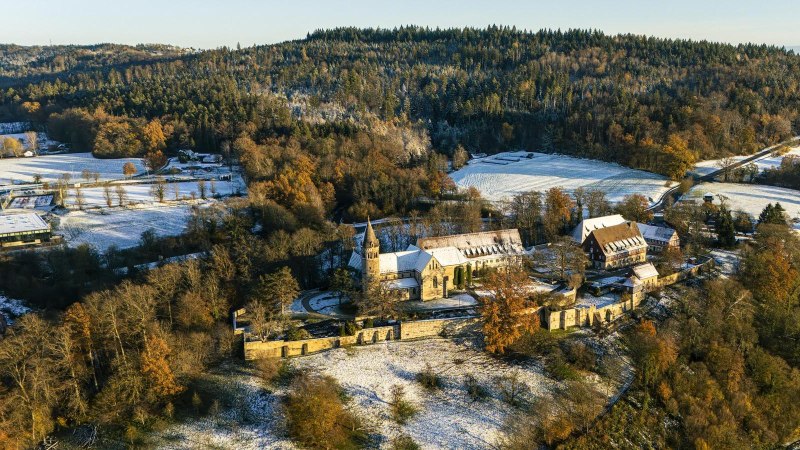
<box><xmin>58</xmin><ymin>203</ymin><xmax>202</xmax><ymax>251</ymax></box>
<box><xmin>64</xmin><ymin>178</ymin><xmax>244</xmax><ymax>208</ymax></box>
<box><xmin>451</xmin><ymin>151</ymin><xmax>672</xmax><ymax>205</ymax></box>
<box><xmin>692</xmin><ymin>145</ymin><xmax>800</xmax><ymax>177</ymax></box>
<box><xmin>684</xmin><ymin>182</ymin><xmax>800</xmax><ymax>224</ymax></box>
<box><xmin>401</xmin><ymin>293</ymin><xmax>478</xmax><ymax>311</ymax></box>
<box><xmin>307</xmin><ymin>292</ymin><xmax>344</xmax><ymax>315</ymax></box>
<box><xmin>152</xmin><ymin>338</ymin><xmax>598</xmax><ymax>449</ymax></box>
<box><xmin>0</xmin><ymin>152</ymin><xmax>146</xmax><ymax>185</ymax></box>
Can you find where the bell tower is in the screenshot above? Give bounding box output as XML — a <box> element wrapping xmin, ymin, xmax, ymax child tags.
<box><xmin>362</xmin><ymin>217</ymin><xmax>380</xmax><ymax>293</ymax></box>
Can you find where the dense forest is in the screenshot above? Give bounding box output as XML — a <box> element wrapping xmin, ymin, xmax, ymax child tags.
<box><xmin>1</xmin><ymin>27</ymin><xmax>799</xmax><ymax>180</ymax></box>
<box><xmin>0</xmin><ymin>44</ymin><xmax>187</xmax><ymax>86</ymax></box>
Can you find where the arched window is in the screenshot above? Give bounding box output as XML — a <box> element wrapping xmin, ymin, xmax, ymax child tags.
<box><xmin>433</xmin><ymin>276</ymin><xmax>438</xmax><ymax>288</ymax></box>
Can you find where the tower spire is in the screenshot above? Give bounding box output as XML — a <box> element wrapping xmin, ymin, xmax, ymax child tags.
<box><xmin>364</xmin><ymin>216</ymin><xmax>378</xmax><ymax>249</ymax></box>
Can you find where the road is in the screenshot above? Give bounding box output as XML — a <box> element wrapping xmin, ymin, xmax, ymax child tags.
<box><xmin>647</xmin><ymin>136</ymin><xmax>800</xmax><ymax>213</ymax></box>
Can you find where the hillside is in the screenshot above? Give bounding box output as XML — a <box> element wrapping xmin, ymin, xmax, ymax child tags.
<box><xmin>0</xmin><ymin>43</ymin><xmax>188</xmax><ymax>86</ymax></box>
<box><xmin>0</xmin><ymin>27</ymin><xmax>798</xmax><ymax>179</ymax></box>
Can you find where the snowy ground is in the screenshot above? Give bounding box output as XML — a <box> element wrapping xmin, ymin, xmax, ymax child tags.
<box><xmin>401</xmin><ymin>294</ymin><xmax>478</xmax><ymax>311</ymax></box>
<box><xmin>577</xmin><ymin>292</ymin><xmax>620</xmax><ymax>309</ymax></box>
<box><xmin>64</xmin><ymin>177</ymin><xmax>244</xmax><ymax>208</ymax></box>
<box><xmin>153</xmin><ymin>338</ymin><xmax>601</xmax><ymax>449</ymax></box>
<box><xmin>451</xmin><ymin>151</ymin><xmax>673</xmax><ymax>205</ymax></box>
<box><xmin>692</xmin><ymin>144</ymin><xmax>800</xmax><ymax>177</ymax></box>
<box><xmin>683</xmin><ymin>182</ymin><xmax>800</xmax><ymax>226</ymax></box>
<box><xmin>709</xmin><ymin>249</ymin><xmax>740</xmax><ymax>276</ymax></box>
<box><xmin>0</xmin><ymin>152</ymin><xmax>146</xmax><ymax>185</ymax></box>
<box><xmin>294</xmin><ymin>339</ymin><xmax>555</xmax><ymax>449</ymax></box>
<box><xmin>57</xmin><ymin>203</ymin><xmax>204</xmax><ymax>251</ymax></box>
<box><xmin>0</xmin><ymin>295</ymin><xmax>30</xmax><ymax>326</ymax></box>
<box><xmin>307</xmin><ymin>292</ymin><xmax>345</xmax><ymax>315</ymax></box>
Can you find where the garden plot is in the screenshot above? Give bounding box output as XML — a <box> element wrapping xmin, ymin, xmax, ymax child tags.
<box><xmin>684</xmin><ymin>182</ymin><xmax>800</xmax><ymax>227</ymax></box>
<box><xmin>57</xmin><ymin>203</ymin><xmax>201</xmax><ymax>251</ymax></box>
<box><xmin>451</xmin><ymin>152</ymin><xmax>672</xmax><ymax>205</ymax></box>
<box><xmin>0</xmin><ymin>152</ymin><xmax>146</xmax><ymax>185</ymax></box>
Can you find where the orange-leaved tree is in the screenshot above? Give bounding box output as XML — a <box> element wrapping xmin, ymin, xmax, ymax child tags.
<box><xmin>479</xmin><ymin>263</ymin><xmax>539</xmax><ymax>354</ymax></box>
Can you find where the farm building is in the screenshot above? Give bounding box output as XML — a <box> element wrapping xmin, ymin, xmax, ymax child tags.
<box><xmin>637</xmin><ymin>223</ymin><xmax>680</xmax><ymax>253</ymax></box>
<box><xmin>0</xmin><ymin>213</ymin><xmax>53</xmax><ymax>248</ymax></box>
<box><xmin>571</xmin><ymin>214</ymin><xmax>627</xmax><ymax>244</ymax></box>
<box><xmin>582</xmin><ymin>221</ymin><xmax>647</xmax><ymax>269</ymax></box>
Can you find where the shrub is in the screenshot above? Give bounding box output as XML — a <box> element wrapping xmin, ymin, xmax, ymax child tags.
<box><xmin>254</xmin><ymin>357</ymin><xmax>285</xmax><ymax>387</ymax></box>
<box><xmin>545</xmin><ymin>350</ymin><xmax>580</xmax><ymax>381</ymax></box>
<box><xmin>391</xmin><ymin>434</ymin><xmax>421</xmax><ymax>450</ymax></box>
<box><xmin>345</xmin><ymin>321</ymin><xmax>359</xmax><ymax>336</ymax></box>
<box><xmin>390</xmin><ymin>385</ymin><xmax>417</xmax><ymax>424</ymax></box>
<box><xmin>464</xmin><ymin>374</ymin><xmax>488</xmax><ymax>401</ymax></box>
<box><xmin>564</xmin><ymin>341</ymin><xmax>596</xmax><ymax>371</ymax></box>
<box><xmin>496</xmin><ymin>370</ymin><xmax>530</xmax><ymax>407</ymax></box>
<box><xmin>416</xmin><ymin>363</ymin><xmax>442</xmax><ymax>390</ymax></box>
<box><xmin>284</xmin><ymin>372</ymin><xmax>365</xmax><ymax>449</ymax></box>
<box><xmin>285</xmin><ymin>324</ymin><xmax>311</xmax><ymax>341</ymax></box>
<box><xmin>364</xmin><ymin>318</ymin><xmax>374</xmax><ymax>328</ymax></box>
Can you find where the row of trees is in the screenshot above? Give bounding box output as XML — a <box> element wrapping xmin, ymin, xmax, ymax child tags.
<box><xmin>507</xmin><ymin>186</ymin><xmax>653</xmax><ymax>246</ymax></box>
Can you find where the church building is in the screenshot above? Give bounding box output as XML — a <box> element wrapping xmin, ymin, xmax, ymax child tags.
<box><xmin>349</xmin><ymin>219</ymin><xmax>527</xmax><ymax>301</ymax></box>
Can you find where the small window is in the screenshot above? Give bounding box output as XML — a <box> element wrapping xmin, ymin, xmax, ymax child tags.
<box><xmin>433</xmin><ymin>276</ymin><xmax>439</xmax><ymax>288</ymax></box>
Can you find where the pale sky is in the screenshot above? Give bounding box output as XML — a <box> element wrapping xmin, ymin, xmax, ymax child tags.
<box><xmin>2</xmin><ymin>0</ymin><xmax>799</xmax><ymax>49</ymax></box>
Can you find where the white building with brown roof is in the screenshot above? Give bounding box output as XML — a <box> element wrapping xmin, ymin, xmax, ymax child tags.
<box><xmin>349</xmin><ymin>221</ymin><xmax>526</xmax><ymax>300</ymax></box>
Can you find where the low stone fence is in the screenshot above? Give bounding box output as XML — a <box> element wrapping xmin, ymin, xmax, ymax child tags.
<box><xmin>244</xmin><ymin>316</ymin><xmax>481</xmax><ymax>360</ymax></box>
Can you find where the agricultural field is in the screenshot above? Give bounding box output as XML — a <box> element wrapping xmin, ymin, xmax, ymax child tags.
<box><xmin>684</xmin><ymin>182</ymin><xmax>800</xmax><ymax>227</ymax></box>
<box><xmin>451</xmin><ymin>152</ymin><xmax>673</xmax><ymax>205</ymax></box>
<box><xmin>0</xmin><ymin>152</ymin><xmax>146</xmax><ymax>185</ymax></box>
<box><xmin>64</xmin><ymin>177</ymin><xmax>245</xmax><ymax>208</ymax></box>
<box><xmin>57</xmin><ymin>203</ymin><xmax>205</xmax><ymax>251</ymax></box>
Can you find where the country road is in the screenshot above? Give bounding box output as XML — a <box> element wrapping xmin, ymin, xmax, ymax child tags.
<box><xmin>647</xmin><ymin>136</ymin><xmax>800</xmax><ymax>212</ymax></box>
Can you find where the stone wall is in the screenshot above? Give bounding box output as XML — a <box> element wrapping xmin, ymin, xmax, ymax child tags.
<box><xmin>544</xmin><ymin>257</ymin><xmax>713</xmax><ymax>331</ymax></box>
<box><xmin>244</xmin><ymin>317</ymin><xmax>481</xmax><ymax>360</ymax></box>
<box><xmin>399</xmin><ymin>316</ymin><xmax>481</xmax><ymax>340</ymax></box>
<box><xmin>244</xmin><ymin>324</ymin><xmax>399</xmax><ymax>360</ymax></box>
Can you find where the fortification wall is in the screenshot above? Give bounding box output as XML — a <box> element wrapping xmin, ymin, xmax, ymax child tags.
<box><xmin>400</xmin><ymin>316</ymin><xmax>481</xmax><ymax>340</ymax></box>
<box><xmin>244</xmin><ymin>325</ymin><xmax>398</xmax><ymax>360</ymax></box>
<box><xmin>244</xmin><ymin>317</ymin><xmax>480</xmax><ymax>360</ymax></box>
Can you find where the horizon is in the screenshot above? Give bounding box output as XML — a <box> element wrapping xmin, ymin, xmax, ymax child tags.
<box><xmin>1</xmin><ymin>0</ymin><xmax>798</xmax><ymax>50</ymax></box>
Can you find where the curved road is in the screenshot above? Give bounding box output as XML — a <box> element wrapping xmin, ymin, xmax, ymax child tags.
<box><xmin>647</xmin><ymin>136</ymin><xmax>800</xmax><ymax>212</ymax></box>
